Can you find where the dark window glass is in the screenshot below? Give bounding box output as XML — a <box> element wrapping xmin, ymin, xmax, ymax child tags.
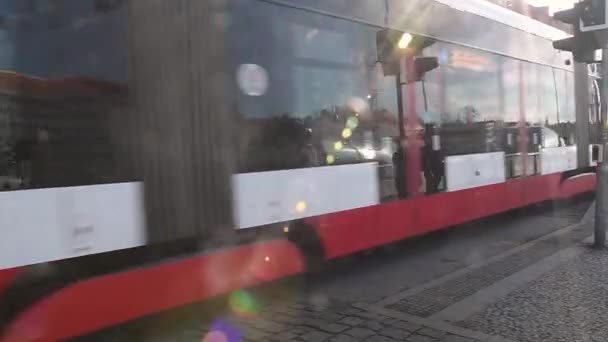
<box><xmin>0</xmin><ymin>0</ymin><xmax>129</xmax><ymax>191</ymax></box>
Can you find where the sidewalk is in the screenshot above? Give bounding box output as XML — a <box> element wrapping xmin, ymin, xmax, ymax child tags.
<box><xmin>362</xmin><ymin>202</ymin><xmax>603</xmax><ymax>342</ymax></box>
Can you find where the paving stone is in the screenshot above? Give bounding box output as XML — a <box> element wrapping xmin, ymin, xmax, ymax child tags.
<box><xmin>273</xmin><ymin>307</ymin><xmax>301</xmax><ymax>318</ymax></box>
<box><xmin>288</xmin><ymin>327</ymin><xmax>309</xmax><ymax>335</ymax></box>
<box><xmin>289</xmin><ymin>303</ymin><xmax>308</xmax><ymax>309</ymax></box>
<box><xmin>353</xmin><ymin>311</ymin><xmax>380</xmax><ymax>320</ymax></box>
<box><xmin>340</xmin><ymin>308</ymin><xmax>364</xmax><ymax>316</ymax></box>
<box><xmin>306</xmin><ymin>305</ymin><xmax>327</xmax><ymax>312</ymax></box>
<box><xmin>301</xmin><ymin>331</ymin><xmax>331</xmax><ymax>342</ymax></box>
<box><xmin>338</xmin><ymin>317</ymin><xmax>365</xmax><ymax>326</ymax></box>
<box><xmin>301</xmin><ymin>318</ymin><xmax>329</xmax><ymax>329</ymax></box>
<box><xmin>380</xmin><ymin>327</ymin><xmax>411</xmax><ymax>340</ymax></box>
<box><xmin>269</xmin><ymin>331</ymin><xmax>298</xmax><ymax>341</ymax></box>
<box><xmin>318</xmin><ymin>312</ymin><xmax>344</xmax><ymax>322</ymax></box>
<box><xmin>377</xmin><ymin>316</ymin><xmax>396</xmax><ymax>323</ymax></box>
<box><xmin>417</xmin><ymin>327</ymin><xmax>446</xmax><ymax>339</ymax></box>
<box><xmin>443</xmin><ymin>335</ymin><xmax>478</xmax><ymax>342</ymax></box>
<box><xmin>318</xmin><ymin>323</ymin><xmax>349</xmax><ymax>334</ymax></box>
<box><xmin>251</xmin><ymin>319</ymin><xmax>285</xmax><ymax>333</ymax></box>
<box><xmin>243</xmin><ymin>329</ymin><xmax>268</xmax><ymax>341</ymax></box>
<box><xmin>406</xmin><ymin>334</ymin><xmax>436</xmax><ymax>342</ymax></box>
<box><xmin>368</xmin><ymin>336</ymin><xmax>396</xmax><ymax>342</ymax></box>
<box><xmin>272</xmin><ymin>314</ymin><xmax>298</xmax><ymax>324</ymax></box>
<box><xmin>329</xmin><ymin>335</ymin><xmax>357</xmax><ymax>342</ymax></box>
<box><xmin>389</xmin><ymin>320</ymin><xmax>421</xmax><ymax>332</ymax></box>
<box><xmin>345</xmin><ymin>327</ymin><xmax>375</xmax><ymax>339</ymax></box>
<box><xmin>360</xmin><ymin>320</ymin><xmax>384</xmax><ymax>331</ymax></box>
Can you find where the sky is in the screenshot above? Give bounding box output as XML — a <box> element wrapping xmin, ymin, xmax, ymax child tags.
<box><xmin>526</xmin><ymin>0</ymin><xmax>577</xmax><ymax>14</ymax></box>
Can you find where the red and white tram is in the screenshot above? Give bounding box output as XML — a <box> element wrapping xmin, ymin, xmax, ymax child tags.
<box><xmin>0</xmin><ymin>0</ymin><xmax>601</xmax><ymax>340</ymax></box>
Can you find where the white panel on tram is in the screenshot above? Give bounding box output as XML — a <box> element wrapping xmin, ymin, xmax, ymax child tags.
<box><xmin>232</xmin><ymin>163</ymin><xmax>380</xmax><ymax>229</ymax></box>
<box><xmin>540</xmin><ymin>146</ymin><xmax>578</xmax><ymax>175</ymax></box>
<box><xmin>0</xmin><ymin>182</ymin><xmax>146</xmax><ymax>269</ymax></box>
<box><xmin>445</xmin><ymin>152</ymin><xmax>506</xmax><ymax>192</ymax></box>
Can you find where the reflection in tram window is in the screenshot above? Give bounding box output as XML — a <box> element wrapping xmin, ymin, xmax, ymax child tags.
<box><xmin>554</xmin><ymin>68</ymin><xmax>576</xmax><ymax>146</ymax></box>
<box><xmin>227</xmin><ymin>0</ymin><xmax>400</xmax><ymax>193</ymax></box>
<box><xmin>0</xmin><ymin>0</ymin><xmax>129</xmax><ymax>191</ymax></box>
<box><xmin>440</xmin><ymin>46</ymin><xmax>502</xmax><ymax>156</ymax></box>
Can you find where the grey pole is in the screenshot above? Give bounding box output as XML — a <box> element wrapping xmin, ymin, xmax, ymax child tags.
<box><xmin>594</xmin><ymin>48</ymin><xmax>608</xmax><ymax>248</ymax></box>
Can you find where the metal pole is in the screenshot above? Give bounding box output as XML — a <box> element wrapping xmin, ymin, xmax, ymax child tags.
<box><xmin>594</xmin><ymin>48</ymin><xmax>608</xmax><ymax>248</ymax></box>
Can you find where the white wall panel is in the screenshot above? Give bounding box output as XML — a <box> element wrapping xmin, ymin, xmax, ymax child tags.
<box><xmin>540</xmin><ymin>146</ymin><xmax>577</xmax><ymax>175</ymax></box>
<box><xmin>445</xmin><ymin>152</ymin><xmax>506</xmax><ymax>192</ymax></box>
<box><xmin>0</xmin><ymin>182</ymin><xmax>146</xmax><ymax>269</ymax></box>
<box><xmin>233</xmin><ymin>163</ymin><xmax>380</xmax><ymax>229</ymax></box>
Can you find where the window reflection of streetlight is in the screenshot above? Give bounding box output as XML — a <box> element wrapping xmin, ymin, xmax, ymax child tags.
<box><xmin>398</xmin><ymin>33</ymin><xmax>413</xmax><ymax>49</ymax></box>
<box><xmin>361</xmin><ymin>148</ymin><xmax>377</xmax><ymax>160</ymax></box>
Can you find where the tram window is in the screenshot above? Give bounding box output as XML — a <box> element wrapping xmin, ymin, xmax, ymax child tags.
<box><xmin>522</xmin><ymin>62</ymin><xmax>541</xmax><ymax>126</ymax></box>
<box><xmin>0</xmin><ymin>0</ymin><xmax>129</xmax><ymax>191</ymax></box>
<box><xmin>537</xmin><ymin>65</ymin><xmax>559</xmax><ymax>130</ymax></box>
<box><xmin>440</xmin><ymin>45</ymin><xmax>501</xmax><ymax>156</ymax></box>
<box><xmin>553</xmin><ymin>69</ymin><xmax>576</xmax><ymax>145</ymax></box>
<box><xmin>564</xmin><ymin>71</ymin><xmax>577</xmax><ymax>145</ymax></box>
<box><xmin>501</xmin><ymin>58</ymin><xmax>520</xmax><ymax>125</ymax></box>
<box><xmin>227</xmin><ymin>0</ymin><xmax>400</xmax><ymax>174</ymax></box>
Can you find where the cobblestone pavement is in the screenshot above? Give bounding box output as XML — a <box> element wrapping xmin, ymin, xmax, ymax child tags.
<box><xmin>458</xmin><ymin>249</ymin><xmax>608</xmax><ymax>342</ymax></box>
<box><xmin>126</xmin><ymin>297</ymin><xmax>480</xmax><ymax>342</ymax></box>
<box><xmin>222</xmin><ymin>300</ymin><xmax>478</xmax><ymax>342</ymax></box>
<box><xmin>386</xmin><ymin>220</ymin><xmax>592</xmax><ymax>317</ymax></box>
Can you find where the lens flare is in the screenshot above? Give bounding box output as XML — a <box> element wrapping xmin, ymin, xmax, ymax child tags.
<box><xmin>228</xmin><ymin>290</ymin><xmax>260</xmax><ymax>318</ymax></box>
<box><xmin>346</xmin><ymin>116</ymin><xmax>359</xmax><ymax>129</ymax></box>
<box><xmin>347</xmin><ymin>97</ymin><xmax>367</xmax><ymax>113</ymax></box>
<box><xmin>204</xmin><ymin>320</ymin><xmax>241</xmax><ymax>342</ymax></box>
<box><xmin>203</xmin><ymin>331</ymin><xmax>228</xmax><ymax>342</ymax></box>
<box><xmin>334</xmin><ymin>141</ymin><xmax>343</xmax><ymax>151</ymax></box>
<box><xmin>326</xmin><ymin>154</ymin><xmax>336</xmax><ymax>164</ymax></box>
<box><xmin>342</xmin><ymin>128</ymin><xmax>352</xmax><ymax>139</ymax></box>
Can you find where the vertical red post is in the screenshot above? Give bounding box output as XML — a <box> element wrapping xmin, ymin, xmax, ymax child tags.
<box><xmin>401</xmin><ymin>51</ymin><xmax>423</xmax><ymax>197</ymax></box>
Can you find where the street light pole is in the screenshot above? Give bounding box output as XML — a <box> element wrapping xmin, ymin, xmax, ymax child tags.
<box><xmin>594</xmin><ymin>47</ymin><xmax>608</xmax><ymax>248</ymax></box>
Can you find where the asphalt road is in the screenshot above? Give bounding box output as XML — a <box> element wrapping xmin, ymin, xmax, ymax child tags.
<box><xmin>77</xmin><ymin>195</ymin><xmax>593</xmax><ymax>341</ymax></box>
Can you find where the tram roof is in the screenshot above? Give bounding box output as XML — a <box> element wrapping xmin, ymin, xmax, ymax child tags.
<box><xmin>435</xmin><ymin>0</ymin><xmax>568</xmax><ymax>41</ymax></box>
